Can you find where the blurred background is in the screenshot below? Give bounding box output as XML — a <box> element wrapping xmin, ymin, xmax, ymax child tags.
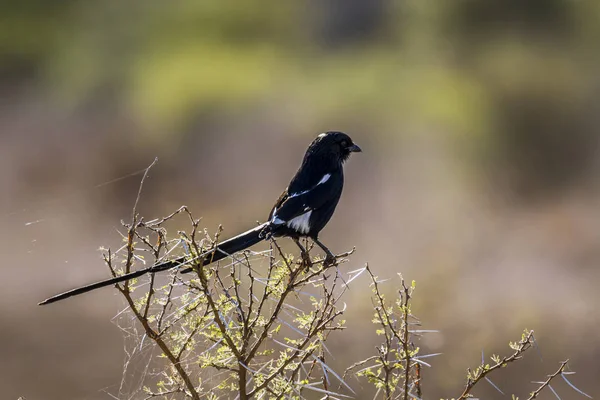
<box><xmin>2</xmin><ymin>0</ymin><xmax>600</xmax><ymax>398</ymax></box>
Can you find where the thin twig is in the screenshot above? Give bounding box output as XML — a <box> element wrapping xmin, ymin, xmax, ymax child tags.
<box><xmin>457</xmin><ymin>330</ymin><xmax>535</xmax><ymax>400</ymax></box>
<box><xmin>527</xmin><ymin>360</ymin><xmax>569</xmax><ymax>400</ymax></box>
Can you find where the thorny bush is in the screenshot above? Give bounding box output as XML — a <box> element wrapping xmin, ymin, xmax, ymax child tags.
<box><xmin>104</xmin><ymin>206</ymin><xmax>589</xmax><ymax>400</ymax></box>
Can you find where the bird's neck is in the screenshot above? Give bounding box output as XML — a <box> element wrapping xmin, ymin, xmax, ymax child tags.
<box><xmin>303</xmin><ymin>151</ymin><xmax>343</xmax><ymax>175</ymax></box>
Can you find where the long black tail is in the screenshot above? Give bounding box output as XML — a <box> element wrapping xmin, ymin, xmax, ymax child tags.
<box><xmin>39</xmin><ymin>223</ymin><xmax>268</xmax><ymax>305</ymax></box>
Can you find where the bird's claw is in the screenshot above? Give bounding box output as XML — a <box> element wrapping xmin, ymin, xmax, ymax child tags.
<box><xmin>300</xmin><ymin>251</ymin><xmax>312</xmax><ymax>270</ymax></box>
<box><xmin>258</xmin><ymin>226</ymin><xmax>272</xmax><ymax>240</ymax></box>
<box><xmin>323</xmin><ymin>254</ymin><xmax>336</xmax><ymax>267</ymax></box>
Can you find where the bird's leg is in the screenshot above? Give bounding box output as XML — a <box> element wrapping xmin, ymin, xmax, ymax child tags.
<box><xmin>292</xmin><ymin>237</ymin><xmax>312</xmax><ymax>268</ymax></box>
<box><xmin>313</xmin><ymin>238</ymin><xmax>336</xmax><ymax>266</ymax></box>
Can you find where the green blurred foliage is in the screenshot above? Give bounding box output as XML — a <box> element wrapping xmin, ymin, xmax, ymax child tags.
<box><xmin>4</xmin><ymin>1</ymin><xmax>598</xmax><ymax>196</ymax></box>
<box><xmin>4</xmin><ymin>0</ymin><xmax>599</xmax><ymax>169</ymax></box>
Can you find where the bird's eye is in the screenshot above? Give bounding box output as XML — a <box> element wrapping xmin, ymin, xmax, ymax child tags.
<box><xmin>341</xmin><ymin>140</ymin><xmax>348</xmax><ymax>147</ymax></box>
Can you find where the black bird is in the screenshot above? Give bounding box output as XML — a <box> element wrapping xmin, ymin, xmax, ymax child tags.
<box><xmin>39</xmin><ymin>131</ymin><xmax>361</xmax><ymax>305</ymax></box>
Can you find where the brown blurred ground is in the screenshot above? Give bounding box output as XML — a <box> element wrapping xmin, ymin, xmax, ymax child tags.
<box><xmin>2</xmin><ymin>1</ymin><xmax>600</xmax><ymax>399</ymax></box>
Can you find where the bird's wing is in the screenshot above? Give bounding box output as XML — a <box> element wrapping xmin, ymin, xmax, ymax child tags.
<box><xmin>270</xmin><ymin>172</ymin><xmax>340</xmax><ymax>224</ymax></box>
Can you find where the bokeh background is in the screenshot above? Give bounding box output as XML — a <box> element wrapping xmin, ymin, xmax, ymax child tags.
<box><xmin>2</xmin><ymin>1</ymin><xmax>600</xmax><ymax>399</ymax></box>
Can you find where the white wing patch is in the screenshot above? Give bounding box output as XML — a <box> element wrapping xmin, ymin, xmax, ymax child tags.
<box><xmin>288</xmin><ymin>173</ymin><xmax>331</xmax><ymax>198</ymax></box>
<box><xmin>286</xmin><ymin>210</ymin><xmax>312</xmax><ymax>234</ymax></box>
<box><xmin>317</xmin><ymin>173</ymin><xmax>331</xmax><ymax>185</ymax></box>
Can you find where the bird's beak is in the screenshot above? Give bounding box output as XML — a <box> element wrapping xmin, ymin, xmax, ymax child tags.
<box><xmin>348</xmin><ymin>143</ymin><xmax>362</xmax><ymax>153</ymax></box>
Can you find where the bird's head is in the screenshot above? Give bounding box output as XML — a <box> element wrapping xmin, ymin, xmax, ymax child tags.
<box><xmin>311</xmin><ymin>131</ymin><xmax>362</xmax><ymax>163</ymax></box>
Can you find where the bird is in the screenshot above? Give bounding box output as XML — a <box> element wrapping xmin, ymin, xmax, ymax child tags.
<box><xmin>39</xmin><ymin>131</ymin><xmax>361</xmax><ymax>305</ymax></box>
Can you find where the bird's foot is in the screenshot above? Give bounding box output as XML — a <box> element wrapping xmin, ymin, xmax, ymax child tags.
<box><xmin>323</xmin><ymin>252</ymin><xmax>336</xmax><ymax>267</ymax></box>
<box><xmin>300</xmin><ymin>250</ymin><xmax>312</xmax><ymax>270</ymax></box>
<box><xmin>259</xmin><ymin>226</ymin><xmax>272</xmax><ymax>240</ymax></box>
